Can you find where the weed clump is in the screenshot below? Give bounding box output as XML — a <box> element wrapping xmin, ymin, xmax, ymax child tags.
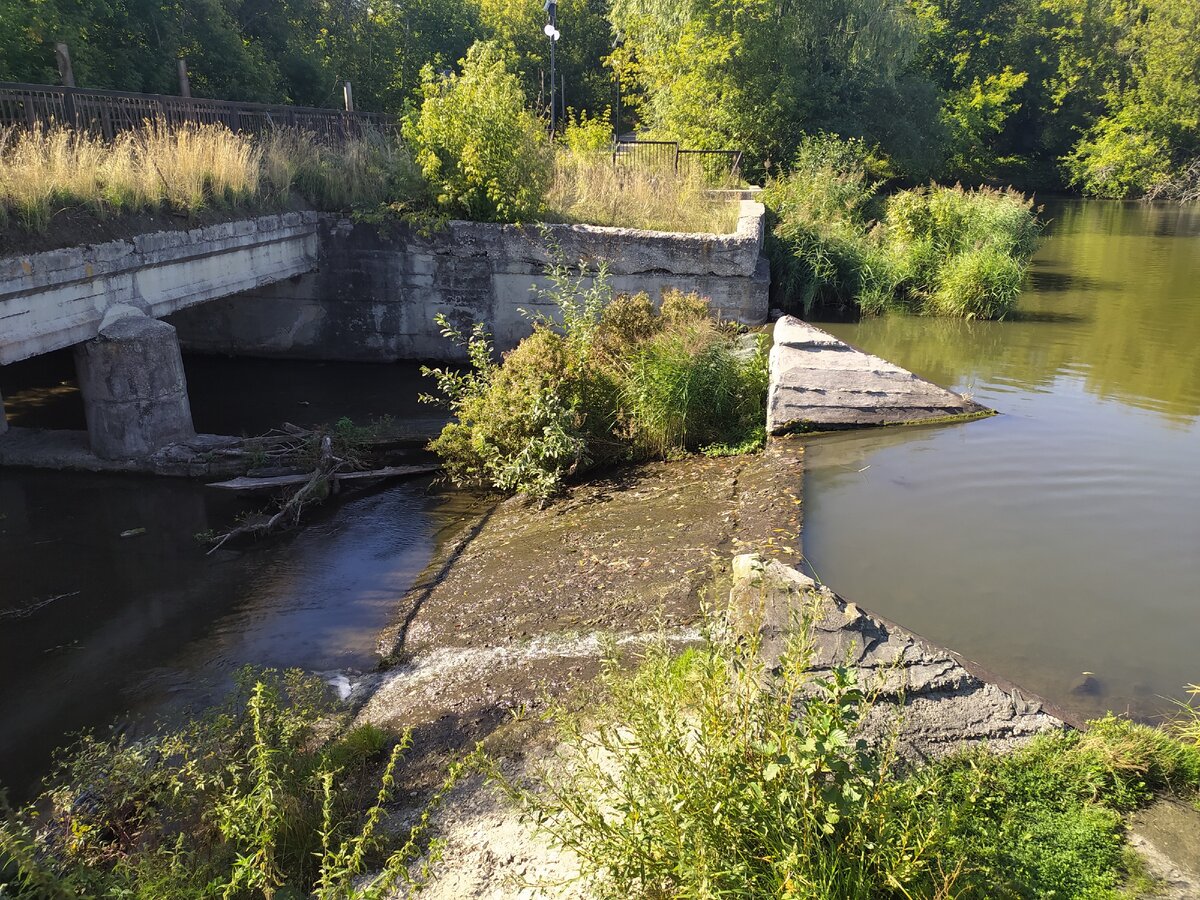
<box><xmin>0</xmin><ymin>669</ymin><xmax>466</xmax><ymax>899</ymax></box>
<box><xmin>497</xmin><ymin>602</ymin><xmax>1200</xmax><ymax>899</ymax></box>
<box><xmin>422</xmin><ymin>267</ymin><xmax>768</xmax><ymax>501</ymax></box>
<box><xmin>763</xmin><ymin>134</ymin><xmax>1044</xmax><ymax>320</ymax></box>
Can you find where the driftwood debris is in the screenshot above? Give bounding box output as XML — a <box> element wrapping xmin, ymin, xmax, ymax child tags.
<box><xmin>207</xmin><ymin>464</ymin><xmax>439</xmax><ymax>495</ymax></box>
<box><xmin>206</xmin><ymin>435</ymin><xmax>343</xmax><ymax>555</ymax></box>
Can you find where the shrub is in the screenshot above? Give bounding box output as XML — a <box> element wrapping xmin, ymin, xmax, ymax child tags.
<box><xmin>404</xmin><ymin>41</ymin><xmax>552</xmax><ymax>223</ymax></box>
<box><xmin>562</xmin><ymin>108</ymin><xmax>614</xmax><ymax>155</ymax></box>
<box><xmin>422</xmin><ymin>258</ymin><xmax>769</xmax><ymax>499</ymax></box>
<box><xmin>763</xmin><ymin>134</ymin><xmax>1043</xmax><ymax>320</ymax></box>
<box><xmin>0</xmin><ymin>669</ymin><xmax>467</xmax><ymax>899</ymax></box>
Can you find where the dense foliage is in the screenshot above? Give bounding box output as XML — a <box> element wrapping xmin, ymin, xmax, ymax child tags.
<box><xmin>404</xmin><ymin>42</ymin><xmax>552</xmax><ymax>223</ymax></box>
<box><xmin>503</xmin><ymin>599</ymin><xmax>1200</xmax><ymax>898</ymax></box>
<box><xmin>764</xmin><ymin>135</ymin><xmax>1043</xmax><ymax>319</ymax></box>
<box><xmin>0</xmin><ymin>670</ymin><xmax>466</xmax><ymax>899</ymax></box>
<box><xmin>422</xmin><ymin>263</ymin><xmax>768</xmax><ymax>500</ymax></box>
<box><xmin>5</xmin><ymin>0</ymin><xmax>1199</xmax><ymax>195</ymax></box>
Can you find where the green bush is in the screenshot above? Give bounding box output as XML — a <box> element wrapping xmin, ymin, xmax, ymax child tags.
<box><xmin>763</xmin><ymin>135</ymin><xmax>1043</xmax><ymax>320</ymax></box>
<box><xmin>404</xmin><ymin>41</ymin><xmax>552</xmax><ymax>223</ymax></box>
<box><xmin>0</xmin><ymin>669</ymin><xmax>466</xmax><ymax>900</ymax></box>
<box><xmin>422</xmin><ymin>267</ymin><xmax>769</xmax><ymax>500</ymax></box>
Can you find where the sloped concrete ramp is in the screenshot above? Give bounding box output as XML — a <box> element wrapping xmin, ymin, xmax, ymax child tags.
<box><xmin>767</xmin><ymin>315</ymin><xmax>989</xmax><ymax>434</ymax></box>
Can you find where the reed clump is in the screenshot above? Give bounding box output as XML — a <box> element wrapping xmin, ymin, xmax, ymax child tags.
<box><xmin>763</xmin><ymin>133</ymin><xmax>1044</xmax><ymax>320</ymax></box>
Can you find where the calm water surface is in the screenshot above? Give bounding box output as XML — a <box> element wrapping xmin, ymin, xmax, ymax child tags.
<box><xmin>806</xmin><ymin>200</ymin><xmax>1200</xmax><ymax>720</ymax></box>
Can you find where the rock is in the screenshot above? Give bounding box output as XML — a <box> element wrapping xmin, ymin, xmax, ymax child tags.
<box><xmin>1069</xmin><ymin>672</ymin><xmax>1105</xmax><ymax>697</ymax></box>
<box><xmin>726</xmin><ymin>553</ymin><xmax>1067</xmax><ymax>759</ymax></box>
<box><xmin>766</xmin><ymin>316</ymin><xmax>990</xmax><ymax>434</ymax></box>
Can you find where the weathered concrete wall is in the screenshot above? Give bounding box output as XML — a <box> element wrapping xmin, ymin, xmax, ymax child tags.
<box><xmin>0</xmin><ymin>212</ymin><xmax>319</xmax><ymax>366</ymax></box>
<box><xmin>767</xmin><ymin>316</ymin><xmax>989</xmax><ymax>433</ymax></box>
<box><xmin>169</xmin><ymin>201</ymin><xmax>769</xmax><ymax>361</ymax></box>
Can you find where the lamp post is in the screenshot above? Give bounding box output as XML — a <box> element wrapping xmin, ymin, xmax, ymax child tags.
<box><xmin>543</xmin><ymin>1</ymin><xmax>560</xmax><ymax>136</ymax></box>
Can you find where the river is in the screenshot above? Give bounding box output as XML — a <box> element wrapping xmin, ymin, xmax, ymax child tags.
<box><xmin>1</xmin><ymin>199</ymin><xmax>1196</xmax><ymax>798</ymax></box>
<box><xmin>805</xmin><ymin>200</ymin><xmax>1200</xmax><ymax>721</ymax></box>
<box><xmin>0</xmin><ymin>357</ymin><xmax>464</xmax><ymax>799</ymax></box>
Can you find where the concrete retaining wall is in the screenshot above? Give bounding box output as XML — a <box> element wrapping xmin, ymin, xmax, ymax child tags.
<box><xmin>0</xmin><ymin>213</ymin><xmax>319</xmax><ymax>366</ymax></box>
<box><xmin>169</xmin><ymin>201</ymin><xmax>769</xmax><ymax>362</ymax></box>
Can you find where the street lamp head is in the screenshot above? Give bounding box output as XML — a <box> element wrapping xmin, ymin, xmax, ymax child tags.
<box><xmin>543</xmin><ymin>23</ymin><xmax>561</xmax><ymax>40</ymax></box>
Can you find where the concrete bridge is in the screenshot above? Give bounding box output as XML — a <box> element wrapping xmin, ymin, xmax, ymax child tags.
<box><xmin>0</xmin><ymin>212</ymin><xmax>319</xmax><ymax>458</ymax></box>
<box><xmin>0</xmin><ymin>203</ymin><xmax>769</xmax><ymax>465</ymax></box>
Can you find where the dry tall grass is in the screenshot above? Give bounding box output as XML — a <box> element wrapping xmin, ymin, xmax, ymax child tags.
<box><xmin>546</xmin><ymin>151</ymin><xmax>740</xmax><ymax>234</ymax></box>
<box><xmin>0</xmin><ymin>125</ymin><xmax>266</xmax><ymax>230</ymax></box>
<box><xmin>0</xmin><ymin>124</ymin><xmax>415</xmax><ymax>232</ymax></box>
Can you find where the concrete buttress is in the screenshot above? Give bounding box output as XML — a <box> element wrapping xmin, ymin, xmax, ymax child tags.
<box><xmin>73</xmin><ymin>316</ymin><xmax>195</xmax><ymax>459</ymax></box>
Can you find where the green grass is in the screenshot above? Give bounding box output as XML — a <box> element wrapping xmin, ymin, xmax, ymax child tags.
<box><xmin>496</xmin><ymin>604</ymin><xmax>1200</xmax><ymax>899</ymax></box>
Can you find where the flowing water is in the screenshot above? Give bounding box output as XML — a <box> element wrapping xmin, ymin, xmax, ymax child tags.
<box><xmin>804</xmin><ymin>200</ymin><xmax>1200</xmax><ymax>720</ymax></box>
<box><xmin>0</xmin><ymin>357</ymin><xmax>464</xmax><ymax>798</ymax></box>
<box><xmin>1</xmin><ymin>198</ymin><xmax>1196</xmax><ymax>796</ymax></box>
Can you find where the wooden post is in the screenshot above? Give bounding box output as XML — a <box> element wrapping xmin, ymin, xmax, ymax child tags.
<box><xmin>342</xmin><ymin>81</ymin><xmax>354</xmax><ymax>112</ymax></box>
<box><xmin>177</xmin><ymin>58</ymin><xmax>191</xmax><ymax>97</ymax></box>
<box><xmin>55</xmin><ymin>42</ymin><xmax>76</xmax><ymax>88</ymax></box>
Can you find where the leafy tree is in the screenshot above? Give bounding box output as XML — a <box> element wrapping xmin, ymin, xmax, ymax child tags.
<box><xmin>471</xmin><ymin>0</ymin><xmax>614</xmax><ymax>122</ymax></box>
<box><xmin>1066</xmin><ymin>0</ymin><xmax>1200</xmax><ymax>198</ymax></box>
<box><xmin>404</xmin><ymin>41</ymin><xmax>553</xmax><ymax>222</ymax></box>
<box><xmin>608</xmin><ymin>0</ymin><xmax>943</xmax><ymax>180</ymax></box>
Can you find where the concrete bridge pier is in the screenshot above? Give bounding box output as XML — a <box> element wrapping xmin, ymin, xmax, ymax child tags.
<box><xmin>73</xmin><ymin>316</ymin><xmax>195</xmax><ymax>459</ymax></box>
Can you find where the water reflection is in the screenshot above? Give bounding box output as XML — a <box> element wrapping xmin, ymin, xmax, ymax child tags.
<box><xmin>835</xmin><ymin>200</ymin><xmax>1200</xmax><ymax>424</ymax></box>
<box><xmin>807</xmin><ymin>200</ymin><xmax>1200</xmax><ymax>721</ymax></box>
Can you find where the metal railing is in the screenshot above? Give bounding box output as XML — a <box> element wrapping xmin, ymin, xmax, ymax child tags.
<box><xmin>0</xmin><ymin>83</ymin><xmax>390</xmax><ymax>139</ymax></box>
<box><xmin>613</xmin><ymin>140</ymin><xmax>742</xmax><ymax>180</ymax></box>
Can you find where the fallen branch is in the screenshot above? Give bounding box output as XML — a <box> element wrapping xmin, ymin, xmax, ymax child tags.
<box><xmin>206</xmin><ymin>436</ymin><xmax>344</xmax><ymax>554</ymax></box>
<box><xmin>206</xmin><ymin>464</ymin><xmax>440</xmax><ymax>495</ymax></box>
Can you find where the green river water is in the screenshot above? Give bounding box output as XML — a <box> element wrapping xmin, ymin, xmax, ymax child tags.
<box><xmin>806</xmin><ymin>199</ymin><xmax>1200</xmax><ymax>721</ymax></box>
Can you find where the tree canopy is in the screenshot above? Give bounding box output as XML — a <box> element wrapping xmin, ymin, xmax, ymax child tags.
<box><xmin>2</xmin><ymin>0</ymin><xmax>1197</xmax><ymax>195</ymax></box>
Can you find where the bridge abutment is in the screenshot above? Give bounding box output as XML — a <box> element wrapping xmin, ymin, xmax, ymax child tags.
<box><xmin>73</xmin><ymin>316</ymin><xmax>195</xmax><ymax>459</ymax></box>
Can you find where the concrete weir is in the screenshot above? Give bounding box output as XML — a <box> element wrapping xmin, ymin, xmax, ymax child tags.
<box><xmin>767</xmin><ymin>315</ymin><xmax>989</xmax><ymax>434</ymax></box>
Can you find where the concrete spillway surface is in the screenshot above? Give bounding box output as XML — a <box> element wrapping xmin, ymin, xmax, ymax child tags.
<box><xmin>767</xmin><ymin>316</ymin><xmax>989</xmax><ymax>434</ymax></box>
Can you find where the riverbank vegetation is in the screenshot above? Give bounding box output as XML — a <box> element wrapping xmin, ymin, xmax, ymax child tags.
<box><xmin>4</xmin><ymin>615</ymin><xmax>1198</xmax><ymax>898</ymax></box>
<box><xmin>0</xmin><ymin>669</ymin><xmax>466</xmax><ymax>899</ymax></box>
<box><xmin>423</xmin><ymin>265</ymin><xmax>768</xmax><ymax>501</ymax></box>
<box><xmin>764</xmin><ymin>136</ymin><xmax>1044</xmax><ymax>319</ymax></box>
<box><xmin>503</xmin><ymin>613</ymin><xmax>1200</xmax><ymax>898</ymax></box>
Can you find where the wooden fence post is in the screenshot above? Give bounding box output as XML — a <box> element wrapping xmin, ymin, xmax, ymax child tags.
<box><xmin>342</xmin><ymin>81</ymin><xmax>354</xmax><ymax>112</ymax></box>
<box><xmin>177</xmin><ymin>58</ymin><xmax>191</xmax><ymax>98</ymax></box>
<box><xmin>55</xmin><ymin>43</ymin><xmax>76</xmax><ymax>88</ymax></box>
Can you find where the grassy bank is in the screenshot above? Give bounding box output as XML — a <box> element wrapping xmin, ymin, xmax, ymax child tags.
<box><xmin>764</xmin><ymin>136</ymin><xmax>1044</xmax><ymax>320</ymax></box>
<box><xmin>0</xmin><ymin>127</ymin><xmax>736</xmax><ymax>240</ymax></box>
<box><xmin>4</xmin><ymin>608</ymin><xmax>1197</xmax><ymax>898</ymax></box>
<box><xmin>503</xmin><ymin>610</ymin><xmax>1200</xmax><ymax>899</ymax></box>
